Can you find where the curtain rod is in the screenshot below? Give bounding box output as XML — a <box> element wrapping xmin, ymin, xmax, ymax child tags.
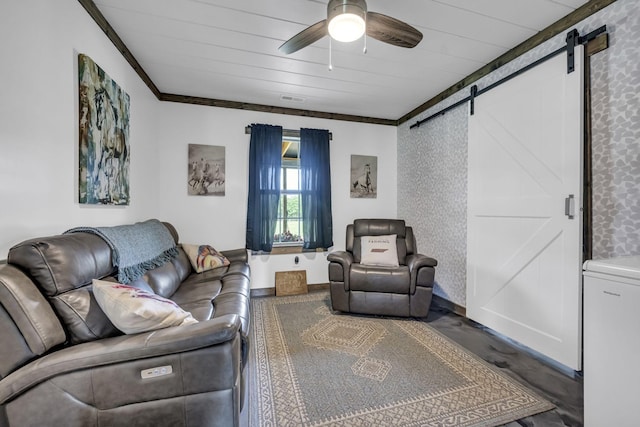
<box><xmin>245</xmin><ymin>125</ymin><xmax>332</xmax><ymax>141</ymax></box>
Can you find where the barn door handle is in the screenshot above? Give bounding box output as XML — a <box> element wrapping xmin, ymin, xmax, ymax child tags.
<box><xmin>565</xmin><ymin>194</ymin><xmax>575</xmax><ymax>219</ymax></box>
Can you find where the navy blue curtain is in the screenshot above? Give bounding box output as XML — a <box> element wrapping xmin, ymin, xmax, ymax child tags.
<box><xmin>246</xmin><ymin>124</ymin><xmax>282</xmax><ymax>252</ymax></box>
<box><xmin>300</xmin><ymin>128</ymin><xmax>333</xmax><ymax>250</ymax></box>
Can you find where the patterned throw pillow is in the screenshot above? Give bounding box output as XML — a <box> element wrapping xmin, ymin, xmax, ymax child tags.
<box><xmin>360</xmin><ymin>234</ymin><xmax>399</xmax><ymax>267</ymax></box>
<box><xmin>92</xmin><ymin>279</ymin><xmax>198</xmax><ymax>334</ymax></box>
<box><xmin>182</xmin><ymin>244</ymin><xmax>230</xmax><ymax>273</ymax></box>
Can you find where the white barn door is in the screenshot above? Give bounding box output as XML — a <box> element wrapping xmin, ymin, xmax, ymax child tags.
<box><xmin>466</xmin><ymin>46</ymin><xmax>584</xmax><ymax>370</ymax></box>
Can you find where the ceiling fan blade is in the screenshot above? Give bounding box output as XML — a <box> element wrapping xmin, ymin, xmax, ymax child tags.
<box><xmin>279</xmin><ymin>20</ymin><xmax>328</xmax><ymax>54</ymax></box>
<box><xmin>366</xmin><ymin>12</ymin><xmax>423</xmax><ymax>48</ymax></box>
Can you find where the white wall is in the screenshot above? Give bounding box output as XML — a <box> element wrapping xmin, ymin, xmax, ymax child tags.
<box><xmin>153</xmin><ymin>103</ymin><xmax>397</xmax><ymax>288</ymax></box>
<box><xmin>0</xmin><ymin>0</ymin><xmax>160</xmax><ymax>253</ymax></box>
<box><xmin>0</xmin><ymin>0</ymin><xmax>398</xmax><ymax>290</ymax></box>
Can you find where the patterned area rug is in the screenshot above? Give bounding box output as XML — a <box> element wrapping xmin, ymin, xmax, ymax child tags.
<box><xmin>249</xmin><ymin>292</ymin><xmax>554</xmax><ymax>427</ymax></box>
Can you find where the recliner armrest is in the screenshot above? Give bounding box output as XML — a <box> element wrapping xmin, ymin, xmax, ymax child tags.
<box><xmin>327</xmin><ymin>251</ymin><xmax>353</xmax><ymax>291</ymax></box>
<box><xmin>406</xmin><ymin>253</ymin><xmax>437</xmax><ymax>270</ymax></box>
<box><xmin>327</xmin><ymin>250</ymin><xmax>353</xmax><ymax>265</ymax></box>
<box><xmin>0</xmin><ymin>314</ymin><xmax>242</xmax><ymax>405</ymax></box>
<box><xmin>406</xmin><ymin>254</ymin><xmax>438</xmax><ymax>291</ymax></box>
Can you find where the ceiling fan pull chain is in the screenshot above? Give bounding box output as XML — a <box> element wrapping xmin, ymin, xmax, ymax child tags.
<box><xmin>363</xmin><ymin>13</ymin><xmax>367</xmax><ymax>54</ymax></box>
<box><xmin>329</xmin><ymin>37</ymin><xmax>333</xmax><ymax>71</ymax></box>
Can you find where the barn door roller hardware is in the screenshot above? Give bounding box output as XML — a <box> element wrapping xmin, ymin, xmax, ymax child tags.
<box><xmin>566</xmin><ymin>29</ymin><xmax>579</xmax><ymax>73</ymax></box>
<box><xmin>469</xmin><ymin>85</ymin><xmax>478</xmax><ymax>116</ymax></box>
<box><xmin>410</xmin><ymin>26</ymin><xmax>607</xmax><ymax>129</ymax></box>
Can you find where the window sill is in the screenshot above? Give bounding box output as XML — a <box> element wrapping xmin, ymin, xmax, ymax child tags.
<box><xmin>271</xmin><ymin>246</ymin><xmax>303</xmax><ymax>255</ymax></box>
<box><xmin>250</xmin><ymin>246</ymin><xmax>329</xmax><ymax>256</ymax></box>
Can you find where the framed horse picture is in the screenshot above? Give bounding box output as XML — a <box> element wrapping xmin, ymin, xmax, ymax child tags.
<box><xmin>187</xmin><ymin>144</ymin><xmax>226</xmax><ymax>196</ymax></box>
<box><xmin>350</xmin><ymin>154</ymin><xmax>377</xmax><ymax>198</ymax></box>
<box><xmin>78</xmin><ymin>54</ymin><xmax>130</xmax><ymax>205</ymax></box>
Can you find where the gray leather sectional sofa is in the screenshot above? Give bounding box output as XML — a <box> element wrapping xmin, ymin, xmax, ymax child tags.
<box><xmin>0</xmin><ymin>222</ymin><xmax>250</xmax><ymax>427</ymax></box>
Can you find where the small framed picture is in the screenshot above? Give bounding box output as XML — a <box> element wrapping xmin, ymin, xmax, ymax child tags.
<box><xmin>350</xmin><ymin>154</ymin><xmax>377</xmax><ymax>198</ymax></box>
<box><xmin>188</xmin><ymin>144</ymin><xmax>225</xmax><ymax>196</ymax></box>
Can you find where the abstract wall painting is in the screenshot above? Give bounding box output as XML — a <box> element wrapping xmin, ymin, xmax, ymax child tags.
<box><xmin>188</xmin><ymin>144</ymin><xmax>226</xmax><ymax>196</ymax></box>
<box><xmin>78</xmin><ymin>54</ymin><xmax>130</xmax><ymax>205</ymax></box>
<box><xmin>350</xmin><ymin>154</ymin><xmax>377</xmax><ymax>198</ymax></box>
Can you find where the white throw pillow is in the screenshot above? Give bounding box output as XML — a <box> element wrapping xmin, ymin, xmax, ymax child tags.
<box><xmin>182</xmin><ymin>243</ymin><xmax>230</xmax><ymax>273</ymax></box>
<box><xmin>360</xmin><ymin>234</ymin><xmax>399</xmax><ymax>267</ymax></box>
<box><xmin>92</xmin><ymin>279</ymin><xmax>198</xmax><ymax>334</ymax></box>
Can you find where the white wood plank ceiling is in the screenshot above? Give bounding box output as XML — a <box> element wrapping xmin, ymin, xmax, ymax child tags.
<box><xmin>93</xmin><ymin>0</ymin><xmax>590</xmax><ymax>121</ymax></box>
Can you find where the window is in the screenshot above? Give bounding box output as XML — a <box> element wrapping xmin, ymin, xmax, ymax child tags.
<box><xmin>246</xmin><ymin>124</ymin><xmax>332</xmax><ymax>252</ymax></box>
<box><xmin>273</xmin><ymin>138</ymin><xmax>303</xmax><ymax>246</ymax></box>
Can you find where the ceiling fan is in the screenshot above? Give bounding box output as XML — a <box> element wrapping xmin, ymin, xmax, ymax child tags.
<box><xmin>278</xmin><ymin>0</ymin><xmax>423</xmax><ymax>55</ymax></box>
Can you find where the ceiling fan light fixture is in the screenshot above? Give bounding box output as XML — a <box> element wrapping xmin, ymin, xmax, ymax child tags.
<box><xmin>327</xmin><ymin>0</ymin><xmax>367</xmax><ymax>43</ymax></box>
<box><xmin>279</xmin><ymin>0</ymin><xmax>422</xmax><ymax>55</ymax></box>
<box><xmin>328</xmin><ymin>13</ymin><xmax>365</xmax><ymax>42</ymax></box>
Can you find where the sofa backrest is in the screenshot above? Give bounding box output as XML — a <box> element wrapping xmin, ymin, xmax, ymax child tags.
<box><xmin>8</xmin><ymin>232</ymin><xmax>121</xmax><ymax>345</ymax></box>
<box><xmin>128</xmin><ymin>248</ymin><xmax>191</xmax><ymax>297</ymax></box>
<box><xmin>0</xmin><ymin>265</ymin><xmax>66</xmax><ymax>378</ymax></box>
<box><xmin>129</xmin><ymin>222</ymin><xmax>192</xmax><ymax>297</ymax></box>
<box><xmin>6</xmin><ymin>222</ymin><xmax>193</xmax><ymax>345</ymax></box>
<box><xmin>347</xmin><ymin>219</ymin><xmax>416</xmax><ymax>265</ymax></box>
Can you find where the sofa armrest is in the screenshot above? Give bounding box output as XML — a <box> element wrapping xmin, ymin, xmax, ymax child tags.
<box><xmin>0</xmin><ymin>314</ymin><xmax>242</xmax><ymax>404</ymax></box>
<box><xmin>221</xmin><ymin>248</ymin><xmax>248</xmax><ymax>264</ymax></box>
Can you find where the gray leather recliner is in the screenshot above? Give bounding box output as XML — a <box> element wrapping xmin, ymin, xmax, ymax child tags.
<box><xmin>327</xmin><ymin>219</ymin><xmax>437</xmax><ymax>317</ymax></box>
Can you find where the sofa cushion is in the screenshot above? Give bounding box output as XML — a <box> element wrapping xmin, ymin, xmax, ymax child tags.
<box><xmin>180</xmin><ymin>262</ymin><xmax>250</xmax><ymax>288</ymax></box>
<box><xmin>129</xmin><ymin>249</ymin><xmax>191</xmax><ymax>298</ymax></box>
<box><xmin>360</xmin><ymin>235</ymin><xmax>399</xmax><ymax>267</ymax></box>
<box><xmin>171</xmin><ymin>280</ymin><xmax>222</xmax><ymax>322</ymax></box>
<box><xmin>92</xmin><ymin>279</ymin><xmax>198</xmax><ymax>334</ymax></box>
<box><xmin>182</xmin><ymin>244</ymin><xmax>230</xmax><ymax>273</ymax></box>
<box><xmin>50</xmin><ymin>286</ymin><xmax>121</xmax><ymax>344</ymax></box>
<box><xmin>0</xmin><ymin>265</ymin><xmax>67</xmax><ymax>376</ymax></box>
<box><xmin>172</xmin><ymin>269</ymin><xmax>250</xmax><ymax>335</ymax></box>
<box><xmin>7</xmin><ymin>233</ymin><xmax>120</xmax><ymax>344</ymax></box>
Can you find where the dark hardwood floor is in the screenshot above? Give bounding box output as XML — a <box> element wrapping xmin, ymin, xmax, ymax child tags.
<box><xmin>425</xmin><ymin>304</ymin><xmax>583</xmax><ymax>427</ymax></box>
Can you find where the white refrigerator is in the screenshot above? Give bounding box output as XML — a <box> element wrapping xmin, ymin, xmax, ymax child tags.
<box><xmin>583</xmin><ymin>256</ymin><xmax>640</xmax><ymax>427</ymax></box>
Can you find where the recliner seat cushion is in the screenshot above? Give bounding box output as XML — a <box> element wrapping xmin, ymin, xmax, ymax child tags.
<box><xmin>349</xmin><ymin>264</ymin><xmax>410</xmax><ymax>293</ymax></box>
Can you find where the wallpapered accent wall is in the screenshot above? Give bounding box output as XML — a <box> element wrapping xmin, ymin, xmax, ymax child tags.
<box><xmin>590</xmin><ymin>2</ymin><xmax>640</xmax><ymax>258</ymax></box>
<box><xmin>398</xmin><ymin>0</ymin><xmax>640</xmax><ymax>307</ymax></box>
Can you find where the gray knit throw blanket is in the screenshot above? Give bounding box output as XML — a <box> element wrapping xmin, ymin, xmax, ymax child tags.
<box><xmin>66</xmin><ymin>219</ymin><xmax>179</xmax><ymax>284</ymax></box>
